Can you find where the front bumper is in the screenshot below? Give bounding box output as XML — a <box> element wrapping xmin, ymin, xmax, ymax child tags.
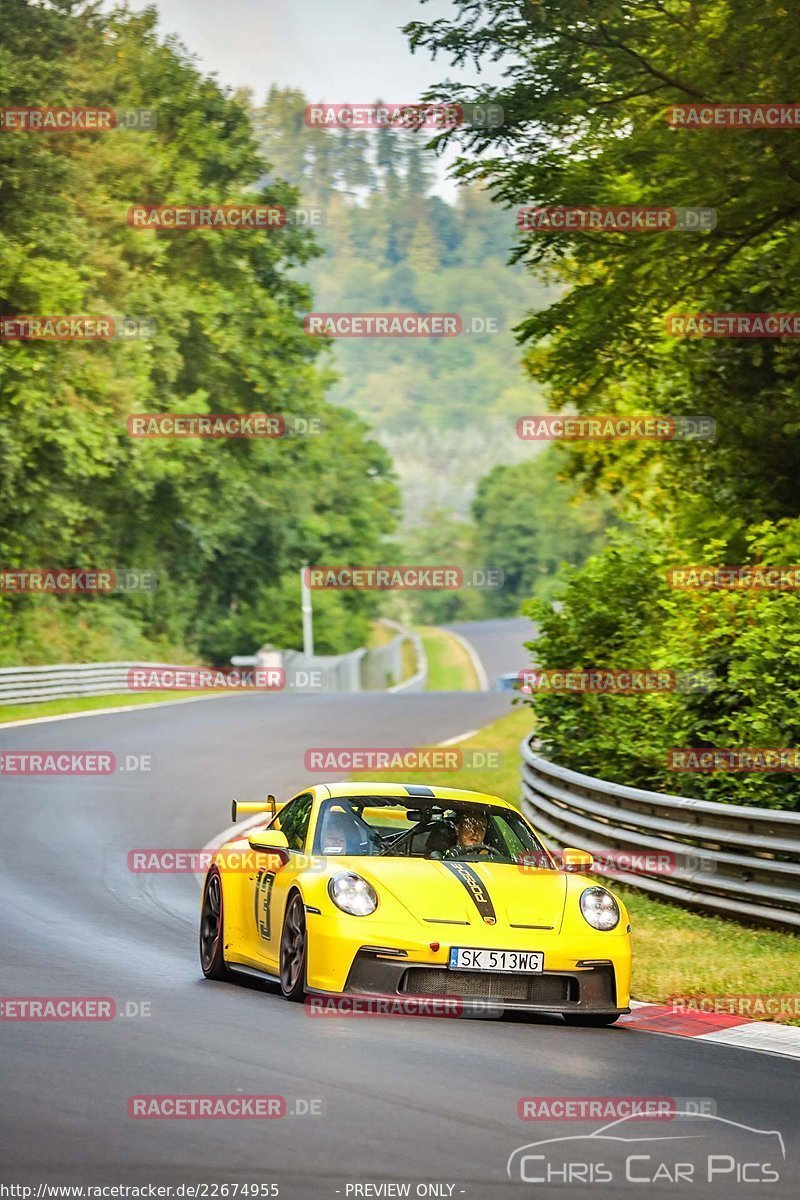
<box><xmin>335</xmin><ymin>949</ymin><xmax>626</xmax><ymax>1014</ymax></box>
<box><xmin>305</xmin><ymin>908</ymin><xmax>631</xmax><ymax>1011</ymax></box>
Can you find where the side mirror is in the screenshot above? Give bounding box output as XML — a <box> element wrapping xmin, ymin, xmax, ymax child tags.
<box><xmin>248</xmin><ymin>828</ymin><xmax>289</xmax><ymax>854</ymax></box>
<box><xmin>561</xmin><ymin>847</ymin><xmax>594</xmax><ymax>872</ymax></box>
<box><xmin>248</xmin><ymin>830</ymin><xmax>292</xmax><ymax>868</ymax></box>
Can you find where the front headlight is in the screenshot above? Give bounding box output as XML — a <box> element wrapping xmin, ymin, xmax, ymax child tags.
<box><xmin>328</xmin><ymin>871</ymin><xmax>378</xmax><ymax>916</ymax></box>
<box><xmin>580</xmin><ymin>886</ymin><xmax>620</xmax><ymax>931</ymax></box>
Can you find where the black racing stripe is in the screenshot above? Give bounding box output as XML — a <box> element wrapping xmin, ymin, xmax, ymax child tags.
<box><xmin>442</xmin><ymin>861</ymin><xmax>497</xmax><ymax>923</ymax></box>
<box><xmin>402</xmin><ymin>785</ymin><xmax>435</xmax><ymax>797</ymax></box>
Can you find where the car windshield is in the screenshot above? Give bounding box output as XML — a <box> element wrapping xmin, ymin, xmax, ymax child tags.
<box><xmin>312</xmin><ymin>797</ymin><xmax>554</xmax><ymax>865</ymax></box>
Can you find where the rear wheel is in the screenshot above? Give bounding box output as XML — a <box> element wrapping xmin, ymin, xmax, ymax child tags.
<box><xmin>200</xmin><ymin>869</ymin><xmax>229</xmax><ymax>980</ymax></box>
<box><xmin>279</xmin><ymin>893</ymin><xmax>307</xmax><ymax>1001</ymax></box>
<box><xmin>562</xmin><ymin>1012</ymin><xmax>620</xmax><ymax>1027</ymax></box>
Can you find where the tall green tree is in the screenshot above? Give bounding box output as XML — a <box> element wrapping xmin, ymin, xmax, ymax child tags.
<box><xmin>406</xmin><ymin>0</ymin><xmax>800</xmax><ymax>807</ymax></box>
<box><xmin>0</xmin><ymin>0</ymin><xmax>398</xmax><ymax>664</ymax></box>
<box><xmin>473</xmin><ymin>448</ymin><xmax>616</xmax><ymax>612</ymax></box>
<box><xmin>406</xmin><ymin>0</ymin><xmax>800</xmax><ymax>537</ymax></box>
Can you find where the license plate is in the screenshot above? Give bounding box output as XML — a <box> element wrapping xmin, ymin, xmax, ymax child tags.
<box><xmin>448</xmin><ymin>947</ymin><xmax>544</xmax><ymax>973</ymax></box>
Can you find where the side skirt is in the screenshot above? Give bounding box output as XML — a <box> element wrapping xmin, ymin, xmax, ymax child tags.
<box><xmin>228</xmin><ymin>963</ymin><xmax>282</xmax><ymax>986</ymax></box>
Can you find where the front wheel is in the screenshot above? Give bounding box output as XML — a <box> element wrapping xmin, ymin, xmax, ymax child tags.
<box><xmin>279</xmin><ymin>893</ymin><xmax>307</xmax><ymax>1001</ymax></box>
<box><xmin>200</xmin><ymin>869</ymin><xmax>229</xmax><ymax>980</ymax></box>
<box><xmin>562</xmin><ymin>1012</ymin><xmax>620</xmax><ymax>1027</ymax></box>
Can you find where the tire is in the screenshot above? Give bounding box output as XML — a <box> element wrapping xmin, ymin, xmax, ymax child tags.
<box><xmin>279</xmin><ymin>892</ymin><xmax>307</xmax><ymax>1001</ymax></box>
<box><xmin>200</xmin><ymin>868</ymin><xmax>229</xmax><ymax>980</ymax></box>
<box><xmin>562</xmin><ymin>1012</ymin><xmax>620</xmax><ymax>1027</ymax></box>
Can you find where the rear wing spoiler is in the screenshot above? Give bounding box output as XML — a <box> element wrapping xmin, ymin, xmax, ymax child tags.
<box><xmin>230</xmin><ymin>795</ymin><xmax>287</xmax><ymax>823</ymax></box>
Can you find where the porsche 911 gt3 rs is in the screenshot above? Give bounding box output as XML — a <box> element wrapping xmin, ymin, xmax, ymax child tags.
<box><xmin>199</xmin><ymin>782</ymin><xmax>631</xmax><ymax>1024</ymax></box>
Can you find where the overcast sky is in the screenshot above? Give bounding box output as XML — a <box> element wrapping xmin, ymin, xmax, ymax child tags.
<box><xmin>130</xmin><ymin>0</ymin><xmax>487</xmax><ymax>100</ymax></box>
<box><xmin>128</xmin><ymin>0</ymin><xmax>503</xmax><ymax>195</ymax></box>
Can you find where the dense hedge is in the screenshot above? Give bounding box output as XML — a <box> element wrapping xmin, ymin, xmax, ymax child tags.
<box><xmin>524</xmin><ymin>522</ymin><xmax>800</xmax><ymax>810</ymax></box>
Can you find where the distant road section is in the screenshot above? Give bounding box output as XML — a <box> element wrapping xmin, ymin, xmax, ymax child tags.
<box><xmin>444</xmin><ymin>617</ymin><xmax>537</xmax><ymax>689</ymax></box>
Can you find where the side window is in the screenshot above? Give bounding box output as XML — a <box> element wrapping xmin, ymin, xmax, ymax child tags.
<box><xmin>492</xmin><ymin>814</ymin><xmax>525</xmax><ymax>857</ymax></box>
<box><xmin>278</xmin><ymin>793</ymin><xmax>314</xmax><ymax>852</ymax></box>
<box><xmin>269</xmin><ymin>797</ymin><xmax>296</xmax><ymax>832</ymax></box>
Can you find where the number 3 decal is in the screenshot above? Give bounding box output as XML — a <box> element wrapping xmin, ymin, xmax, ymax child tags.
<box><xmin>254</xmin><ymin>869</ymin><xmax>274</xmax><ymax>940</ymax></box>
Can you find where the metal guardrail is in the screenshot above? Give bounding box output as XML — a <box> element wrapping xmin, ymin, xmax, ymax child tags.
<box><xmin>0</xmin><ymin>661</ymin><xmax>188</xmax><ymax>706</ymax></box>
<box><xmin>379</xmin><ymin>620</ymin><xmax>428</xmax><ymax>694</ymax></box>
<box><xmin>520</xmin><ymin>737</ymin><xmax>800</xmax><ymax>931</ymax></box>
<box><xmin>274</xmin><ymin>620</ymin><xmax>427</xmax><ymax>693</ymax></box>
<box><xmin>0</xmin><ymin>623</ymin><xmax>428</xmax><ymax>705</ymax></box>
<box><xmin>280</xmin><ymin>647</ymin><xmax>366</xmax><ymax>693</ymax></box>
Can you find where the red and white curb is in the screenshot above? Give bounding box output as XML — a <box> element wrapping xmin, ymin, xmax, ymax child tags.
<box><xmin>621</xmin><ymin>1000</ymin><xmax>800</xmax><ymax>1060</ymax></box>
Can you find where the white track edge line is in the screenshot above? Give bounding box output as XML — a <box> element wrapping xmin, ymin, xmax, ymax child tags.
<box><xmin>446</xmin><ymin>630</ymin><xmax>489</xmax><ymax>692</ymax></box>
<box><xmin>437</xmin><ymin>729</ymin><xmax>479</xmax><ymax>747</ymax></box>
<box><xmin>0</xmin><ymin>691</ymin><xmax>235</xmax><ymax>731</ymax></box>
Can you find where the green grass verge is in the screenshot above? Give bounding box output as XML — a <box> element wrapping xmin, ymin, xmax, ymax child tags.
<box><xmin>615</xmin><ymin>883</ymin><xmax>800</xmax><ymax>1013</ymax></box>
<box><xmin>0</xmin><ymin>690</ymin><xmax>216</xmax><ymax>724</ymax></box>
<box><xmin>401</xmin><ymin>637</ymin><xmax>418</xmax><ymax>681</ymax></box>
<box><xmin>418</xmin><ymin>625</ymin><xmax>480</xmax><ymax>691</ymax></box>
<box><xmin>353</xmin><ymin>704</ymin><xmax>800</xmax><ymax>1017</ymax></box>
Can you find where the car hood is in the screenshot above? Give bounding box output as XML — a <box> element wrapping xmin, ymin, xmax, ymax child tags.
<box><xmin>343</xmin><ymin>857</ymin><xmax>568</xmax><ymax>932</ymax></box>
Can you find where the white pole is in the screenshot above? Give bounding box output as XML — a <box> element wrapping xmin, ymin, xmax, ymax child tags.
<box><xmin>300</xmin><ymin>564</ymin><xmax>314</xmax><ymax>657</ymax></box>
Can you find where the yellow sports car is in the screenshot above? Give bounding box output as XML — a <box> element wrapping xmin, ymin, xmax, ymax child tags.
<box><xmin>200</xmin><ymin>782</ymin><xmax>631</xmax><ymax>1024</ymax></box>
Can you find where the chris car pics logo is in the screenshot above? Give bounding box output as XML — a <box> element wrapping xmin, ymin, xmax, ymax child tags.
<box><xmin>507</xmin><ymin>1112</ymin><xmax>784</xmax><ymax>1186</ymax></box>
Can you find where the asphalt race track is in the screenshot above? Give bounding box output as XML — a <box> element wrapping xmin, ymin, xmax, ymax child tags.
<box><xmin>1</xmin><ymin>621</ymin><xmax>798</xmax><ymax>1197</ymax></box>
<box><xmin>444</xmin><ymin>617</ymin><xmax>537</xmax><ymax>688</ymax></box>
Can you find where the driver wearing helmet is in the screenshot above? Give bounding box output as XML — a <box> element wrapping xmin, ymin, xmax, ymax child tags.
<box><xmin>442</xmin><ymin>810</ymin><xmax>489</xmax><ymax>859</ymax></box>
